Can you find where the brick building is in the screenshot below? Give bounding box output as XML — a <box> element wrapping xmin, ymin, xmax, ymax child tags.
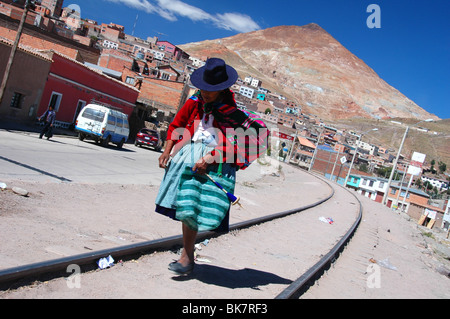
<box><xmin>100</xmin><ymin>22</ymin><xmax>125</xmax><ymax>42</ymax></box>
<box><xmin>311</xmin><ymin>147</ymin><xmax>371</xmax><ymax>184</ymax></box>
<box><xmin>122</xmin><ymin>67</ymin><xmax>189</xmax><ymax>116</ymax></box>
<box><xmin>0</xmin><ymin>38</ymin><xmax>52</xmax><ymax>123</ymax></box>
<box><xmin>98</xmin><ymin>48</ymin><xmax>133</xmax><ymax>73</ymax></box>
<box><xmin>0</xmin><ymin>0</ymin><xmax>38</xmax><ymax>24</ymax></box>
<box><xmin>384</xmin><ymin>183</ymin><xmax>445</xmax><ymax>229</ymax></box>
<box><xmin>38</xmin><ymin>0</ymin><xmax>64</xmax><ymax>17</ymax></box>
<box><xmin>0</xmin><ymin>13</ymin><xmax>100</xmax><ymax>63</ymax></box>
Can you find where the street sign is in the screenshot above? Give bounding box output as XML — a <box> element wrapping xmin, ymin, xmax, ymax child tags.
<box><xmin>407</xmin><ymin>151</ymin><xmax>426</xmax><ymax>176</ymax></box>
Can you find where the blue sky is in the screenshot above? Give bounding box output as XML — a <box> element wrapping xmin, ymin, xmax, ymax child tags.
<box><xmin>68</xmin><ymin>0</ymin><xmax>449</xmax><ymax>119</ymax></box>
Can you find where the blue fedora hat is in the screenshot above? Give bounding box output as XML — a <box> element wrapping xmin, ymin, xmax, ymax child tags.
<box><xmin>190</xmin><ymin>58</ymin><xmax>238</xmax><ymax>91</ymax></box>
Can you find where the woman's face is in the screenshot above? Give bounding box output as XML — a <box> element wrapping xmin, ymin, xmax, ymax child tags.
<box><xmin>200</xmin><ymin>90</ymin><xmax>222</xmax><ymax>103</ymax></box>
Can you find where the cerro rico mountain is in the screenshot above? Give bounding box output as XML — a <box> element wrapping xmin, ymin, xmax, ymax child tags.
<box><xmin>179</xmin><ymin>24</ymin><xmax>439</xmax><ymax>121</ymax></box>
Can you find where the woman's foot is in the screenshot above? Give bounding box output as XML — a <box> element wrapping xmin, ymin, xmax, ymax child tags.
<box><xmin>168</xmin><ymin>260</ymin><xmax>194</xmax><ymax>275</ymax></box>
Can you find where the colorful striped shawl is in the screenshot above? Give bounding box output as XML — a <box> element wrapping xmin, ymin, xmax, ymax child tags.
<box><xmin>191</xmin><ymin>91</ymin><xmax>269</xmax><ymax>170</ymax></box>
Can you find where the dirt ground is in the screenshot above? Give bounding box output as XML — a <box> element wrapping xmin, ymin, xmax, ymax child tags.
<box><xmin>0</xmin><ymin>160</ymin><xmax>449</xmax><ymax>299</ymax></box>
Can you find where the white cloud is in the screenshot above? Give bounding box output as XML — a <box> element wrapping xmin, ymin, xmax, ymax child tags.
<box><xmin>156</xmin><ymin>0</ymin><xmax>213</xmax><ymax>21</ymax></box>
<box><xmin>104</xmin><ymin>0</ymin><xmax>176</xmax><ymax>21</ymax></box>
<box><xmin>214</xmin><ymin>12</ymin><xmax>261</xmax><ymax>33</ymax></box>
<box><xmin>105</xmin><ymin>0</ymin><xmax>157</xmax><ymax>14</ymax></box>
<box><xmin>104</xmin><ymin>0</ymin><xmax>260</xmax><ymax>33</ymax></box>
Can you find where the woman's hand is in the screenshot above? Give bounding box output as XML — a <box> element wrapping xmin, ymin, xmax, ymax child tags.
<box><xmin>158</xmin><ymin>152</ymin><xmax>171</xmax><ymax>168</ymax></box>
<box><xmin>192</xmin><ymin>153</ymin><xmax>215</xmax><ymax>175</ymax></box>
<box><xmin>159</xmin><ymin>140</ymin><xmax>174</xmax><ymax>168</ymax></box>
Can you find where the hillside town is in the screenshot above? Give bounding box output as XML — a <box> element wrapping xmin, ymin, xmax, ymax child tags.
<box><xmin>0</xmin><ymin>0</ymin><xmax>448</xmax><ymax>233</ymax></box>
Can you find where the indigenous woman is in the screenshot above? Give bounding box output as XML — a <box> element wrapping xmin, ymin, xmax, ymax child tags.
<box><xmin>155</xmin><ymin>58</ymin><xmax>267</xmax><ymax>275</ymax></box>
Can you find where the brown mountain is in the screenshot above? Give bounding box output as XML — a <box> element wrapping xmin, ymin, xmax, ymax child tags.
<box><xmin>179</xmin><ymin>24</ymin><xmax>440</xmax><ymax>121</ymax></box>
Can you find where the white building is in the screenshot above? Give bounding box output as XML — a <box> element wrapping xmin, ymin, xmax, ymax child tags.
<box><xmin>421</xmin><ymin>175</ymin><xmax>449</xmax><ymax>191</ymax></box>
<box><xmin>150</xmin><ymin>49</ymin><xmax>165</xmax><ymax>61</ymax></box>
<box><xmin>244</xmin><ymin>76</ymin><xmax>261</xmax><ymax>88</ymax></box>
<box><xmin>239</xmin><ymin>86</ymin><xmax>255</xmax><ymax>99</ymax></box>
<box><xmin>358</xmin><ymin>176</ymin><xmax>388</xmax><ymax>202</ymax></box>
<box><xmin>102</xmin><ymin>40</ymin><xmax>119</xmax><ymax>49</ymax></box>
<box><xmin>356</xmin><ymin>140</ymin><xmax>379</xmax><ymax>155</ymax></box>
<box><xmin>250</xmin><ymin>78</ymin><xmax>261</xmax><ymax>88</ymax></box>
<box><xmin>189</xmin><ymin>57</ymin><xmax>206</xmax><ymax>67</ymax></box>
<box><xmin>442</xmin><ymin>200</ymin><xmax>450</xmax><ymax>230</ymax></box>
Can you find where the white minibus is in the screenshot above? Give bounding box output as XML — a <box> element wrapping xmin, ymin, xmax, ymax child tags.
<box><xmin>75</xmin><ymin>104</ymin><xmax>130</xmax><ymax>148</ymax></box>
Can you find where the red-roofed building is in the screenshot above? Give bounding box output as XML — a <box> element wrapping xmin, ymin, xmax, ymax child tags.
<box><xmin>290</xmin><ymin>136</ymin><xmax>317</xmax><ymax>169</ymax></box>
<box><xmin>37</xmin><ymin>50</ymin><xmax>139</xmax><ymax>128</ymax></box>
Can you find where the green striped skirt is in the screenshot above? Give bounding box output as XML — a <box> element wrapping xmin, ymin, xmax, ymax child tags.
<box><xmin>155</xmin><ymin>142</ymin><xmax>236</xmax><ymax>232</ymax></box>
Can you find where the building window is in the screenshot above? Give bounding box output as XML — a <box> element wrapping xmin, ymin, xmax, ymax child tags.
<box><xmin>125</xmin><ymin>77</ymin><xmax>135</xmax><ymax>85</ymax></box>
<box><xmin>10</xmin><ymin>92</ymin><xmax>23</xmax><ymax>109</ymax></box>
<box><xmin>400</xmin><ymin>191</ymin><xmax>410</xmax><ymax>199</ymax></box>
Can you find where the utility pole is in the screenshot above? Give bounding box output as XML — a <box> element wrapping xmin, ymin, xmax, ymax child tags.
<box><xmin>382</xmin><ymin>126</ymin><xmax>408</xmax><ymax>206</ymax></box>
<box><xmin>0</xmin><ymin>0</ymin><xmax>32</xmax><ymax>104</ymax></box>
<box><xmin>309</xmin><ymin>126</ymin><xmax>324</xmax><ymax>172</ymax></box>
<box><xmin>382</xmin><ymin>118</ymin><xmax>433</xmax><ymax>206</ymax></box>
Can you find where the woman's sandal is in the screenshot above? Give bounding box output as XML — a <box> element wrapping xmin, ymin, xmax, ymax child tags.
<box><xmin>168</xmin><ymin>261</ymin><xmax>195</xmax><ymax>275</ymax></box>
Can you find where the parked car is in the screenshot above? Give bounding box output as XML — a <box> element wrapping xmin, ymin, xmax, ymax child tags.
<box><xmin>135</xmin><ymin>128</ymin><xmax>162</xmax><ymax>151</ymax></box>
<box><xmin>75</xmin><ymin>104</ymin><xmax>129</xmax><ymax>148</ymax></box>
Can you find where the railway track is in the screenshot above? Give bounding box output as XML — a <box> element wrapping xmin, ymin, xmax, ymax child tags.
<box><xmin>0</xmin><ymin>171</ymin><xmax>362</xmax><ymax>299</ymax></box>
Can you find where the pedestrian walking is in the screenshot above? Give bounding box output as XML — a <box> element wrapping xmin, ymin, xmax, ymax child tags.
<box><xmin>155</xmin><ymin>57</ymin><xmax>268</xmax><ymax>275</ymax></box>
<box><xmin>38</xmin><ymin>105</ymin><xmax>56</xmax><ymax>140</ymax></box>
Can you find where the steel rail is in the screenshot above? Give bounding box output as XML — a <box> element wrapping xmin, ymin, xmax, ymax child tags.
<box><xmin>0</xmin><ymin>180</ymin><xmax>334</xmax><ymax>290</ymax></box>
<box><xmin>275</xmin><ymin>176</ymin><xmax>363</xmax><ymax>299</ymax></box>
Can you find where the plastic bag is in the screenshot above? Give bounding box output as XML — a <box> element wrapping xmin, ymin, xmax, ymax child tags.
<box><xmin>97</xmin><ymin>255</ymin><xmax>115</xmax><ymax>269</ymax></box>
<box><xmin>377</xmin><ymin>258</ymin><xmax>397</xmax><ymax>271</ymax></box>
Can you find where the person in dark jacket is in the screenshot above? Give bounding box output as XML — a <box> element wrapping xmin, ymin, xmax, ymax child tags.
<box><xmin>39</xmin><ymin>105</ymin><xmax>56</xmax><ymax>140</ymax></box>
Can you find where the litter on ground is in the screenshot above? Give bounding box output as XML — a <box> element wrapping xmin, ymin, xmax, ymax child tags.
<box><xmin>319</xmin><ymin>216</ymin><xmax>334</xmax><ymax>224</ymax></box>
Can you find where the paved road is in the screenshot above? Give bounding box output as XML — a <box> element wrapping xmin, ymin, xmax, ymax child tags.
<box><xmin>0</xmin><ymin>129</ymin><xmax>164</xmax><ymax>185</ymax></box>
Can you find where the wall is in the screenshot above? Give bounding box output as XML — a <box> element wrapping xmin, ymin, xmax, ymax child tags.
<box><xmin>311</xmin><ymin>148</ymin><xmax>372</xmax><ymax>181</ymax></box>
<box><xmin>122</xmin><ymin>68</ymin><xmax>186</xmax><ymax>113</ymax></box>
<box><xmin>38</xmin><ymin>52</ymin><xmax>139</xmax><ymax>125</ymax></box>
<box><xmin>0</xmin><ymin>40</ymin><xmax>51</xmax><ymax>123</ymax></box>
<box><xmin>98</xmin><ymin>49</ymin><xmax>133</xmax><ymax>71</ymax></box>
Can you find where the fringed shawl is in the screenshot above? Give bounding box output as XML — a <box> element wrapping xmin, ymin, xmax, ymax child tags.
<box><xmin>191</xmin><ymin>90</ymin><xmax>269</xmax><ymax>170</ymax></box>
